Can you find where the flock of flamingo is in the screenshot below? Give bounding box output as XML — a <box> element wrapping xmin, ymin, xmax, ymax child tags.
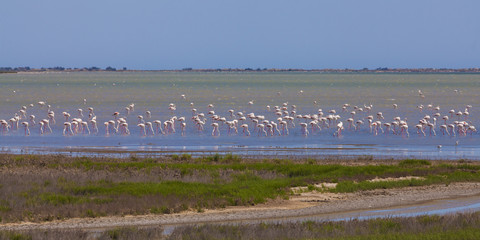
<box><xmin>0</xmin><ymin>94</ymin><xmax>477</xmax><ymax>141</ymax></box>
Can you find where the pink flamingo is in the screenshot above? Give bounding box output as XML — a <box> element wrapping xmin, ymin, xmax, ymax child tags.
<box><xmin>300</xmin><ymin>123</ymin><xmax>309</xmax><ymax>136</ymax></box>
<box><xmin>257</xmin><ymin>124</ymin><xmax>267</xmax><ymax>137</ymax></box>
<box><xmin>137</xmin><ymin>123</ymin><xmax>146</xmax><ymax>136</ymax></box>
<box><xmin>153</xmin><ymin>120</ymin><xmax>165</xmax><ymax>135</ymax></box>
<box><xmin>63</xmin><ymin>112</ymin><xmax>70</xmax><ymax>122</ymax></box>
<box><xmin>400</xmin><ymin>123</ymin><xmax>409</xmax><ymax>137</ymax></box>
<box><xmin>181</xmin><ymin>122</ymin><xmax>186</xmax><ymax>136</ymax></box>
<box><xmin>440</xmin><ymin>125</ymin><xmax>448</xmax><ymax>135</ymax></box>
<box><xmin>90</xmin><ymin>120</ymin><xmax>98</xmax><ymax>134</ymax></box>
<box><xmin>42</xmin><ymin>119</ymin><xmax>52</xmax><ymax>134</ymax></box>
<box><xmin>145</xmin><ymin>122</ymin><xmax>154</xmax><ymax>136</ymax></box>
<box><xmin>241</xmin><ymin>124</ymin><xmax>250</xmax><ymax>136</ymax></box>
<box><xmin>29</xmin><ymin>115</ymin><xmax>36</xmax><ymax>127</ymax></box>
<box><xmin>211</xmin><ymin>123</ymin><xmax>220</xmax><ymax>136</ymax></box>
<box><xmin>21</xmin><ymin>122</ymin><xmax>30</xmax><ymax>136</ymax></box>
<box><xmin>81</xmin><ymin>122</ymin><xmax>90</xmax><ymax>135</ymax></box>
<box><xmin>63</xmin><ymin>122</ymin><xmax>74</xmax><ymax>136</ymax></box>
<box><xmin>334</xmin><ymin>121</ymin><xmax>344</xmax><ymax>137</ymax></box>
<box><xmin>38</xmin><ymin>122</ymin><xmax>44</xmax><ymax>135</ymax></box>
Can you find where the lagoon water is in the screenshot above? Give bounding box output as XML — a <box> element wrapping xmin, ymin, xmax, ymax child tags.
<box><xmin>1</xmin><ymin>71</ymin><xmax>480</xmax><ymax>159</ymax></box>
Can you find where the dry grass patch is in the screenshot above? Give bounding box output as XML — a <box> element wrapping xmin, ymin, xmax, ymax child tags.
<box><xmin>1</xmin><ymin>154</ymin><xmax>480</xmax><ymax>223</ymax></box>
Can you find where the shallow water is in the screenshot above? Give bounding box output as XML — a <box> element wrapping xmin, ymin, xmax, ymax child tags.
<box><xmin>1</xmin><ymin>72</ymin><xmax>479</xmax><ymax>159</ymax></box>
<box><xmin>160</xmin><ymin>194</ymin><xmax>480</xmax><ymax>236</ymax></box>
<box><xmin>265</xmin><ymin>194</ymin><xmax>480</xmax><ymax>224</ymax></box>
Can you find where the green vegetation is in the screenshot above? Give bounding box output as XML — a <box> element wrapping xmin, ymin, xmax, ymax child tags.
<box><xmin>0</xmin><ymin>154</ymin><xmax>479</xmax><ymax>222</ymax></box>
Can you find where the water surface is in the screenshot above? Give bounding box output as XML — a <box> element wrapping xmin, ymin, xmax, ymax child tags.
<box><xmin>1</xmin><ymin>72</ymin><xmax>479</xmax><ymax>159</ymax></box>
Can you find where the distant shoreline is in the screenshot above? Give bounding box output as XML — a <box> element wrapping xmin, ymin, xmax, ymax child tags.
<box><xmin>2</xmin><ymin>67</ymin><xmax>480</xmax><ymax>74</ymax></box>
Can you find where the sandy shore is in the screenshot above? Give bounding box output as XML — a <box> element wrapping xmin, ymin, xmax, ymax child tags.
<box><xmin>1</xmin><ymin>182</ymin><xmax>480</xmax><ymax>232</ymax></box>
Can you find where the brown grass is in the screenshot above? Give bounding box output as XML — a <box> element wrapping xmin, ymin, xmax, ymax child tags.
<box><xmin>2</xmin><ymin>212</ymin><xmax>480</xmax><ymax>240</ymax></box>
<box><xmin>168</xmin><ymin>212</ymin><xmax>480</xmax><ymax>239</ymax></box>
<box><xmin>0</xmin><ymin>154</ymin><xmax>478</xmax><ymax>223</ymax></box>
<box><xmin>0</xmin><ymin>154</ymin><xmax>282</xmax><ymax>222</ymax></box>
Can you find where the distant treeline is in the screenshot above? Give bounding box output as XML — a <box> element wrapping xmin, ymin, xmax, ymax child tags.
<box><xmin>0</xmin><ymin>66</ymin><xmax>123</xmax><ymax>73</ymax></box>
<box><xmin>1</xmin><ymin>66</ymin><xmax>480</xmax><ymax>73</ymax></box>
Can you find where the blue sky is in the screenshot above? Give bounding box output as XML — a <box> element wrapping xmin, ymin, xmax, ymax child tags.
<box><xmin>1</xmin><ymin>0</ymin><xmax>479</xmax><ymax>69</ymax></box>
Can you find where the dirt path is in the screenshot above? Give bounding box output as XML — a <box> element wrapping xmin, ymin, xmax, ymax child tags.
<box><xmin>1</xmin><ymin>182</ymin><xmax>480</xmax><ymax>231</ymax></box>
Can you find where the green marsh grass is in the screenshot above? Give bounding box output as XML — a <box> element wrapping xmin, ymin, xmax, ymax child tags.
<box><xmin>0</xmin><ymin>154</ymin><xmax>479</xmax><ymax>222</ymax></box>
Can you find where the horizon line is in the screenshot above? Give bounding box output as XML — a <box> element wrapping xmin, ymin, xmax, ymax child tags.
<box><xmin>2</xmin><ymin>66</ymin><xmax>480</xmax><ymax>72</ymax></box>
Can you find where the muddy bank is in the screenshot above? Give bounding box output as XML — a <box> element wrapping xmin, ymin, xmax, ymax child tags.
<box><xmin>1</xmin><ymin>182</ymin><xmax>479</xmax><ymax>232</ymax></box>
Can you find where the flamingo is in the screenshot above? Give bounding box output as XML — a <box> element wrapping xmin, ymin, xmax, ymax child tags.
<box><xmin>448</xmin><ymin>124</ymin><xmax>456</xmax><ymax>137</ymax></box>
<box><xmin>104</xmin><ymin>122</ymin><xmax>110</xmax><ymax>136</ymax></box>
<box><xmin>108</xmin><ymin>120</ymin><xmax>118</xmax><ymax>134</ymax></box>
<box><xmin>47</xmin><ymin>111</ymin><xmax>55</xmax><ymax>125</ymax></box>
<box><xmin>88</xmin><ymin>107</ymin><xmax>95</xmax><ymax>117</ymax></box>
<box><xmin>228</xmin><ymin>109</ymin><xmax>235</xmax><ymax>118</ymax></box>
<box><xmin>400</xmin><ymin>123</ymin><xmax>409</xmax><ymax>137</ymax></box>
<box><xmin>271</xmin><ymin>122</ymin><xmax>281</xmax><ymax>135</ymax></box>
<box><xmin>63</xmin><ymin>122</ymin><xmax>74</xmax><ymax>136</ymax></box>
<box><xmin>63</xmin><ymin>112</ymin><xmax>70</xmax><ymax>122</ymax></box>
<box><xmin>38</xmin><ymin>122</ymin><xmax>44</xmax><ymax>135</ymax></box>
<box><xmin>467</xmin><ymin>126</ymin><xmax>477</xmax><ymax>135</ymax></box>
<box><xmin>383</xmin><ymin>123</ymin><xmax>391</xmax><ymax>134</ymax></box>
<box><xmin>241</xmin><ymin>124</ymin><xmax>250</xmax><ymax>136</ymax></box>
<box><xmin>21</xmin><ymin>122</ymin><xmax>30</xmax><ymax>136</ymax></box>
<box><xmin>416</xmin><ymin>124</ymin><xmax>425</xmax><ymax>136</ymax></box>
<box><xmin>120</xmin><ymin>123</ymin><xmax>130</xmax><ymax>135</ymax></box>
<box><xmin>300</xmin><ymin>123</ymin><xmax>309</xmax><ymax>136</ymax></box>
<box><xmin>137</xmin><ymin>123</ymin><xmax>146</xmax><ymax>136</ymax></box>
<box><xmin>440</xmin><ymin>125</ymin><xmax>449</xmax><ymax>136</ymax></box>
<box><xmin>347</xmin><ymin>118</ymin><xmax>354</xmax><ymax>130</ymax></box>
<box><xmin>71</xmin><ymin>121</ymin><xmax>79</xmax><ymax>135</ymax></box>
<box><xmin>29</xmin><ymin>115</ymin><xmax>36</xmax><ymax>127</ymax></box>
<box><xmin>0</xmin><ymin>120</ymin><xmax>9</xmax><ymax>135</ymax></box>
<box><xmin>42</xmin><ymin>119</ymin><xmax>52</xmax><ymax>134</ymax></box>
<box><xmin>145</xmin><ymin>122</ymin><xmax>155</xmax><ymax>136</ymax></box>
<box><xmin>334</xmin><ymin>121</ymin><xmax>344</xmax><ymax>137</ymax></box>
<box><xmin>167</xmin><ymin>119</ymin><xmax>176</xmax><ymax>133</ymax></box>
<box><xmin>257</xmin><ymin>124</ymin><xmax>267</xmax><ymax>137</ymax></box>
<box><xmin>138</xmin><ymin>115</ymin><xmax>145</xmax><ymax>124</ymax></box>
<box><xmin>18</xmin><ymin>109</ymin><xmax>27</xmax><ymax>120</ymax></box>
<box><xmin>90</xmin><ymin>120</ymin><xmax>98</xmax><ymax>134</ymax></box>
<box><xmin>279</xmin><ymin>121</ymin><xmax>289</xmax><ymax>135</ymax></box>
<box><xmin>9</xmin><ymin>117</ymin><xmax>18</xmax><ymax>131</ymax></box>
<box><xmin>153</xmin><ymin>120</ymin><xmax>165</xmax><ymax>135</ymax></box>
<box><xmin>442</xmin><ymin>116</ymin><xmax>449</xmax><ymax>125</ymax></box>
<box><xmin>355</xmin><ymin>120</ymin><xmax>364</xmax><ymax>131</ymax></box>
<box><xmin>37</xmin><ymin>101</ymin><xmax>46</xmax><ymax>108</ymax></box>
<box><xmin>211</xmin><ymin>123</ymin><xmax>220</xmax><ymax>136</ymax></box>
<box><xmin>80</xmin><ymin>121</ymin><xmax>90</xmax><ymax>135</ymax></box>
<box><xmin>456</xmin><ymin>111</ymin><xmax>463</xmax><ymax>120</ymax></box>
<box><xmin>427</xmin><ymin>122</ymin><xmax>436</xmax><ymax>136</ymax></box>
<box><xmin>180</xmin><ymin>122</ymin><xmax>187</xmax><ymax>136</ymax></box>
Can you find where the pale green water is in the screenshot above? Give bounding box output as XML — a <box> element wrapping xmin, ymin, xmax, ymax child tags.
<box><xmin>1</xmin><ymin>72</ymin><xmax>479</xmax><ymax>112</ymax></box>
<box><xmin>0</xmin><ymin>72</ymin><xmax>479</xmax><ymax>159</ymax></box>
